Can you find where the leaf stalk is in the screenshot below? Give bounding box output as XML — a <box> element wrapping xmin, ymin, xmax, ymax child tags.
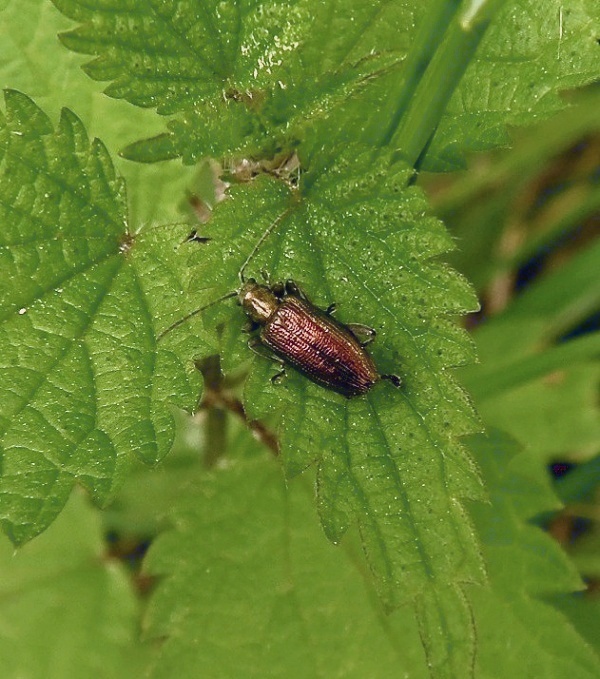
<box><xmin>389</xmin><ymin>0</ymin><xmax>508</xmax><ymax>168</ymax></box>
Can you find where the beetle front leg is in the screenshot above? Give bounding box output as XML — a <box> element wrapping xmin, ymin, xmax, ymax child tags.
<box><xmin>271</xmin><ymin>281</ymin><xmax>286</xmax><ymax>299</ymax></box>
<box><xmin>242</xmin><ymin>319</ymin><xmax>260</xmax><ymax>334</ymax></box>
<box><xmin>284</xmin><ymin>279</ymin><xmax>309</xmax><ymax>301</ymax></box>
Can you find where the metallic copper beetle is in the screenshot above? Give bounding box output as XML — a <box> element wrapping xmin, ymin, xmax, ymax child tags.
<box><xmin>159</xmin><ymin>215</ymin><xmax>401</xmax><ymax>398</ymax></box>
<box><xmin>239</xmin><ymin>278</ymin><xmax>400</xmax><ymax>398</ymax></box>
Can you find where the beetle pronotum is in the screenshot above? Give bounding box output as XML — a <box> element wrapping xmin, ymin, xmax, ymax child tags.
<box><xmin>158</xmin><ymin>212</ymin><xmax>401</xmax><ymax>398</ymax></box>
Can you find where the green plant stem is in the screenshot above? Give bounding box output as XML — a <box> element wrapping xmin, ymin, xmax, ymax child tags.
<box><xmin>464</xmin><ymin>332</ymin><xmax>600</xmax><ymax>401</ymax></box>
<box><xmin>495</xmin><ymin>238</ymin><xmax>600</xmax><ymax>346</ymax></box>
<box><xmin>390</xmin><ymin>0</ymin><xmax>508</xmax><ymax>168</ymax></box>
<box><xmin>505</xmin><ymin>189</ymin><xmax>600</xmax><ymax>273</ymax></box>
<box><xmin>197</xmin><ymin>355</ymin><xmax>228</xmax><ymax>467</ymax></box>
<box><xmin>377</xmin><ymin>0</ymin><xmax>463</xmax><ymax>147</ymax></box>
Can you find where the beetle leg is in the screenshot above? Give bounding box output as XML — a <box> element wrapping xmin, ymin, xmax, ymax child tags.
<box><xmin>242</xmin><ymin>319</ymin><xmax>259</xmax><ymax>334</ymax></box>
<box><xmin>381</xmin><ymin>373</ymin><xmax>402</xmax><ymax>388</ymax></box>
<box><xmin>284</xmin><ymin>279</ymin><xmax>309</xmax><ymax>300</ymax></box>
<box><xmin>346</xmin><ymin>323</ymin><xmax>377</xmax><ymax>347</ymax></box>
<box><xmin>325</xmin><ymin>302</ymin><xmax>337</xmax><ymax>316</ymax></box>
<box><xmin>248</xmin><ymin>336</ymin><xmax>277</xmax><ymax>359</ymax></box>
<box><xmin>260</xmin><ymin>269</ymin><xmax>270</xmax><ymax>283</ymax></box>
<box><xmin>271</xmin><ymin>281</ymin><xmax>286</xmax><ymax>298</ymax></box>
<box><xmin>184</xmin><ymin>229</ymin><xmax>211</xmax><ymax>245</ymax></box>
<box><xmin>270</xmin><ymin>366</ymin><xmax>287</xmax><ymax>384</ymax></box>
<box><xmin>247</xmin><ymin>337</ymin><xmax>287</xmax><ymax>383</ymax></box>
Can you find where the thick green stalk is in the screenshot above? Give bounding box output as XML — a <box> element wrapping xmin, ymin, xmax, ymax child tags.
<box><xmin>377</xmin><ymin>0</ymin><xmax>463</xmax><ymax>147</ymax></box>
<box><xmin>391</xmin><ymin>0</ymin><xmax>508</xmax><ymax>168</ymax></box>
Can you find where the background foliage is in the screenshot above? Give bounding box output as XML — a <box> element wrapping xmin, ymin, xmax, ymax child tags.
<box><xmin>0</xmin><ymin>0</ymin><xmax>598</xmax><ymax>677</ymax></box>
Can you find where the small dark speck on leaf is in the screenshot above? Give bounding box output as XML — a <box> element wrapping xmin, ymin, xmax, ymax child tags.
<box><xmin>119</xmin><ymin>232</ymin><xmax>135</xmax><ymax>254</ymax></box>
<box><xmin>186</xmin><ymin>229</ymin><xmax>211</xmax><ymax>244</ymax></box>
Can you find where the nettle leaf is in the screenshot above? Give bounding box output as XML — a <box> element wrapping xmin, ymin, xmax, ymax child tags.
<box><xmin>51</xmin><ymin>0</ymin><xmax>410</xmax><ymax>163</ymax></box>
<box><xmin>0</xmin><ymin>491</ymin><xmax>146</xmax><ymax>679</ymax></box>
<box><xmin>143</xmin><ymin>436</ymin><xmax>430</xmax><ymax>678</ymax></box>
<box><xmin>467</xmin><ymin>432</ymin><xmax>600</xmax><ymax>678</ymax></box>
<box><xmin>53</xmin><ymin>0</ymin><xmax>311</xmax><ymax>109</ymax></box>
<box><xmin>150</xmin><ymin>143</ymin><xmax>487</xmax><ymax>672</ymax></box>
<box><xmin>0</xmin><ymin>0</ymin><xmax>199</xmax><ymax>227</ymax></box>
<box><xmin>143</xmin><ymin>432</ymin><xmax>600</xmax><ymax>677</ymax></box>
<box><xmin>50</xmin><ymin>0</ymin><xmax>599</xmax><ymax>168</ymax></box>
<box><xmin>146</xmin><ymin>430</ymin><xmax>600</xmax><ymax>678</ymax></box>
<box><xmin>425</xmin><ymin>0</ymin><xmax>600</xmax><ymax>169</ymax></box>
<box><xmin>0</xmin><ymin>91</ymin><xmax>201</xmax><ymax>543</ymax></box>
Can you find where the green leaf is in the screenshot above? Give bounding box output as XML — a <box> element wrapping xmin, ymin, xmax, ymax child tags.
<box><xmin>51</xmin><ymin>0</ymin><xmax>599</xmax><ymax>168</ymax></box>
<box><xmin>476</xmin><ymin>364</ymin><xmax>600</xmax><ymax>463</ymax></box>
<box><xmin>0</xmin><ymin>490</ymin><xmax>147</xmax><ymax>679</ymax></box>
<box><xmin>552</xmin><ymin>594</ymin><xmax>600</xmax><ymax>658</ymax></box>
<box><xmin>143</xmin><ymin>429</ymin><xmax>600</xmax><ymax>678</ymax></box>
<box><xmin>53</xmin><ymin>0</ymin><xmax>310</xmax><ymax>111</ymax></box>
<box><xmin>0</xmin><ymin>92</ymin><xmax>485</xmax><ymax>670</ymax></box>
<box><xmin>0</xmin><ymin>91</ymin><xmax>199</xmax><ymax>543</ymax></box>
<box><xmin>425</xmin><ymin>0</ymin><xmax>600</xmax><ymax>169</ymax></box>
<box><xmin>143</xmin><ymin>442</ymin><xmax>430</xmax><ymax>678</ymax></box>
<box><xmin>467</xmin><ymin>431</ymin><xmax>600</xmax><ymax>678</ymax></box>
<box><xmin>0</xmin><ymin>0</ymin><xmax>197</xmax><ymax>226</ymax></box>
<box><xmin>113</xmin><ymin>0</ymin><xmax>412</xmax><ymax>164</ymax></box>
<box><xmin>148</xmin><ymin>143</ymin><xmax>486</xmax><ymax>673</ymax></box>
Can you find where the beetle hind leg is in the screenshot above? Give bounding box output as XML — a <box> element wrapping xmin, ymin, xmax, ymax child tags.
<box><xmin>381</xmin><ymin>373</ymin><xmax>402</xmax><ymax>388</ymax></box>
<box><xmin>270</xmin><ymin>366</ymin><xmax>287</xmax><ymax>384</ymax></box>
<box><xmin>347</xmin><ymin>323</ymin><xmax>377</xmax><ymax>347</ymax></box>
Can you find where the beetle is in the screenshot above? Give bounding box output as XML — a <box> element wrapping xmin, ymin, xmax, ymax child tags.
<box><xmin>158</xmin><ymin>214</ymin><xmax>401</xmax><ymax>398</ymax></box>
<box><xmin>238</xmin><ymin>278</ymin><xmax>400</xmax><ymax>397</ymax></box>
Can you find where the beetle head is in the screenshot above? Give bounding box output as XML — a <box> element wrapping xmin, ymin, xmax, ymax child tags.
<box><xmin>238</xmin><ymin>279</ymin><xmax>279</xmax><ymax>324</ymax></box>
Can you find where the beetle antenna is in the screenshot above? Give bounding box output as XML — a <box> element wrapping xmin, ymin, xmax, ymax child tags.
<box><xmin>239</xmin><ymin>208</ymin><xmax>292</xmax><ymax>284</ymax></box>
<box><xmin>159</xmin><ymin>207</ymin><xmax>292</xmax><ymax>340</ymax></box>
<box><xmin>157</xmin><ymin>291</ymin><xmax>238</xmax><ymax>341</ymax></box>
